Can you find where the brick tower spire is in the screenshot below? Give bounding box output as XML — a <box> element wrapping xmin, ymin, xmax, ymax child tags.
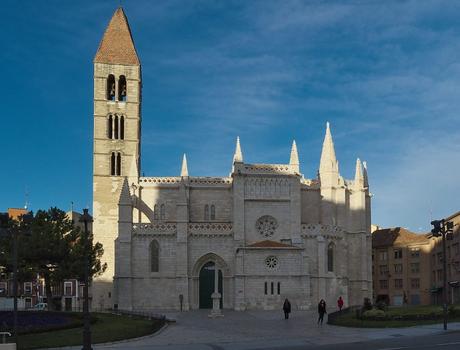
<box><xmin>94</xmin><ymin>7</ymin><xmax>140</xmax><ymax>65</ymax></box>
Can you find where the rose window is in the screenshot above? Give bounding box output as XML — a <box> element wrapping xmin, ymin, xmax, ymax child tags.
<box><xmin>265</xmin><ymin>256</ymin><xmax>278</xmax><ymax>269</ymax></box>
<box><xmin>256</xmin><ymin>215</ymin><xmax>278</xmax><ymax>237</ymax></box>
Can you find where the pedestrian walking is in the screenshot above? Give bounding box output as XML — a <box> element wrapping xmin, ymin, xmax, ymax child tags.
<box><xmin>337</xmin><ymin>296</ymin><xmax>344</xmax><ymax>311</ymax></box>
<box><xmin>283</xmin><ymin>298</ymin><xmax>291</xmax><ymax>319</ymax></box>
<box><xmin>317</xmin><ymin>299</ymin><xmax>327</xmax><ymax>325</ymax></box>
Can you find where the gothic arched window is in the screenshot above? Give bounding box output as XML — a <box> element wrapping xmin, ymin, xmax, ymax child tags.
<box><xmin>107</xmin><ymin>74</ymin><xmax>115</xmax><ymax>101</ymax></box>
<box><xmin>204</xmin><ymin>205</ymin><xmax>209</xmax><ymax>221</ymax></box>
<box><xmin>150</xmin><ymin>240</ymin><xmax>159</xmax><ymax>272</ymax></box>
<box><xmin>114</xmin><ymin>115</ymin><xmax>119</xmax><ymax>139</ymax></box>
<box><xmin>116</xmin><ymin>152</ymin><xmax>121</xmax><ymax>176</ymax></box>
<box><xmin>160</xmin><ymin>204</ymin><xmax>165</xmax><ymax>220</ymax></box>
<box><xmin>118</xmin><ymin>75</ymin><xmax>127</xmax><ymax>101</ymax></box>
<box><xmin>107</xmin><ymin>115</ymin><xmax>113</xmax><ymax>139</ymax></box>
<box><xmin>120</xmin><ymin>116</ymin><xmax>125</xmax><ymax>140</ymax></box>
<box><xmin>210</xmin><ymin>205</ymin><xmax>216</xmax><ymax>220</ymax></box>
<box><xmin>110</xmin><ymin>152</ymin><xmax>116</xmax><ymax>175</ymax></box>
<box><xmin>327</xmin><ymin>242</ymin><xmax>334</xmax><ymax>272</ymax></box>
<box><xmin>153</xmin><ymin>204</ymin><xmax>158</xmax><ymax>220</ymax></box>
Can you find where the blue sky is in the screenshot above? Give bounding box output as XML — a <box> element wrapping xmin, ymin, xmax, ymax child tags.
<box><xmin>1</xmin><ymin>0</ymin><xmax>460</xmax><ymax>232</ymax></box>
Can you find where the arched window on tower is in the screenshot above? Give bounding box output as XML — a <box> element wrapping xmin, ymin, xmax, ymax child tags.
<box><xmin>150</xmin><ymin>240</ymin><xmax>159</xmax><ymax>272</ymax></box>
<box><xmin>327</xmin><ymin>243</ymin><xmax>334</xmax><ymax>272</ymax></box>
<box><xmin>153</xmin><ymin>205</ymin><xmax>158</xmax><ymax>220</ymax></box>
<box><xmin>204</xmin><ymin>205</ymin><xmax>209</xmax><ymax>221</ymax></box>
<box><xmin>210</xmin><ymin>205</ymin><xmax>216</xmax><ymax>220</ymax></box>
<box><xmin>118</xmin><ymin>75</ymin><xmax>127</xmax><ymax>101</ymax></box>
<box><xmin>116</xmin><ymin>152</ymin><xmax>121</xmax><ymax>176</ymax></box>
<box><xmin>160</xmin><ymin>204</ymin><xmax>165</xmax><ymax>220</ymax></box>
<box><xmin>120</xmin><ymin>116</ymin><xmax>125</xmax><ymax>140</ymax></box>
<box><xmin>107</xmin><ymin>74</ymin><xmax>115</xmax><ymax>101</ymax></box>
<box><xmin>110</xmin><ymin>152</ymin><xmax>116</xmax><ymax>176</ymax></box>
<box><xmin>114</xmin><ymin>115</ymin><xmax>119</xmax><ymax>139</ymax></box>
<box><xmin>107</xmin><ymin>114</ymin><xmax>113</xmax><ymax>139</ymax></box>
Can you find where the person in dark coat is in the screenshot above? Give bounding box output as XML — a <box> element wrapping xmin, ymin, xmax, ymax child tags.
<box><xmin>283</xmin><ymin>298</ymin><xmax>291</xmax><ymax>319</ymax></box>
<box><xmin>317</xmin><ymin>299</ymin><xmax>327</xmax><ymax>325</ymax></box>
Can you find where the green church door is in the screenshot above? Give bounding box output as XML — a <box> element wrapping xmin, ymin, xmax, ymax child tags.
<box><xmin>199</xmin><ymin>261</ymin><xmax>223</xmax><ymax>309</ymax></box>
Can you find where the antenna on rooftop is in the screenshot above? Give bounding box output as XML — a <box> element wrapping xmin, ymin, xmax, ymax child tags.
<box><xmin>70</xmin><ymin>201</ymin><xmax>74</xmax><ymax>213</ymax></box>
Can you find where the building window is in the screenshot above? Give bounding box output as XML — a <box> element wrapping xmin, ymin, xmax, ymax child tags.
<box><xmin>120</xmin><ymin>116</ymin><xmax>124</xmax><ymax>140</ymax></box>
<box><xmin>394</xmin><ymin>264</ymin><xmax>403</xmax><ymax>274</ymax></box>
<box><xmin>327</xmin><ymin>243</ymin><xmax>334</xmax><ymax>272</ymax></box>
<box><xmin>379</xmin><ymin>280</ymin><xmax>388</xmax><ymax>289</ymax></box>
<box><xmin>437</xmin><ymin>252</ymin><xmax>443</xmax><ymax>264</ymax></box>
<box><xmin>256</xmin><ymin>215</ymin><xmax>278</xmax><ymax>238</ymax></box>
<box><xmin>160</xmin><ymin>204</ymin><xmax>165</xmax><ymax>220</ymax></box>
<box><xmin>24</xmin><ymin>282</ymin><xmax>32</xmax><ymax>295</ymax></box>
<box><xmin>107</xmin><ymin>115</ymin><xmax>113</xmax><ymax>139</ymax></box>
<box><xmin>453</xmin><ymin>243</ymin><xmax>459</xmax><ymax>255</ymax></box>
<box><xmin>210</xmin><ymin>205</ymin><xmax>215</xmax><ymax>220</ymax></box>
<box><xmin>150</xmin><ymin>240</ymin><xmax>159</xmax><ymax>272</ymax></box>
<box><xmin>271</xmin><ymin>282</ymin><xmax>274</xmax><ymax>295</ymax></box>
<box><xmin>265</xmin><ymin>256</ymin><xmax>278</xmax><ymax>269</ymax></box>
<box><xmin>437</xmin><ymin>269</ymin><xmax>442</xmax><ymax>281</ymax></box>
<box><xmin>204</xmin><ymin>205</ymin><xmax>209</xmax><ymax>221</ymax></box>
<box><xmin>410</xmin><ymin>278</ymin><xmax>420</xmax><ymax>289</ymax></box>
<box><xmin>154</xmin><ymin>204</ymin><xmax>159</xmax><ymax>220</ymax></box>
<box><xmin>264</xmin><ymin>282</ymin><xmax>267</xmax><ymax>295</ymax></box>
<box><xmin>64</xmin><ymin>281</ymin><xmax>72</xmax><ymax>296</ymax></box>
<box><xmin>410</xmin><ymin>248</ymin><xmax>420</xmax><ymax>258</ymax></box>
<box><xmin>379</xmin><ymin>251</ymin><xmax>388</xmax><ymax>261</ymax></box>
<box><xmin>107</xmin><ymin>74</ymin><xmax>115</xmax><ymax>101</ymax></box>
<box><xmin>379</xmin><ymin>265</ymin><xmax>389</xmax><ymax>276</ymax></box>
<box><xmin>394</xmin><ymin>279</ymin><xmax>403</xmax><ymax>289</ymax></box>
<box><xmin>118</xmin><ymin>75</ymin><xmax>127</xmax><ymax>101</ymax></box>
<box><xmin>394</xmin><ymin>249</ymin><xmax>402</xmax><ymax>259</ymax></box>
<box><xmin>410</xmin><ymin>263</ymin><xmax>420</xmax><ymax>273</ymax></box>
<box><xmin>110</xmin><ymin>152</ymin><xmax>121</xmax><ymax>176</ymax></box>
<box><xmin>277</xmin><ymin>282</ymin><xmax>280</xmax><ymax>295</ymax></box>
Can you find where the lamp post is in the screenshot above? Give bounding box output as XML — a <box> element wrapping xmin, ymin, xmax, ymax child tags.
<box><xmin>430</xmin><ymin>219</ymin><xmax>454</xmax><ymax>331</ymax></box>
<box><xmin>79</xmin><ymin>209</ymin><xmax>93</xmax><ymax>350</ymax></box>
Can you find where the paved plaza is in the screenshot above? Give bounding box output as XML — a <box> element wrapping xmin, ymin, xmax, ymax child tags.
<box><xmin>43</xmin><ymin>310</ymin><xmax>460</xmax><ymax>350</ymax></box>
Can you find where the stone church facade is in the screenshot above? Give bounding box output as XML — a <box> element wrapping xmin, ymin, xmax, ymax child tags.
<box><xmin>92</xmin><ymin>8</ymin><xmax>372</xmax><ymax>311</ymax></box>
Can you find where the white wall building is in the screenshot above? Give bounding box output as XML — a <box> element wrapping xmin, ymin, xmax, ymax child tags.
<box><xmin>92</xmin><ymin>8</ymin><xmax>372</xmax><ymax>311</ymax></box>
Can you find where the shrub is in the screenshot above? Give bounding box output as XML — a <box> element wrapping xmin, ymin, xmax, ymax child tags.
<box><xmin>448</xmin><ymin>305</ymin><xmax>460</xmax><ymax>317</ymax></box>
<box><xmin>376</xmin><ymin>301</ymin><xmax>387</xmax><ymax>311</ymax></box>
<box><xmin>362</xmin><ymin>309</ymin><xmax>386</xmax><ymax>320</ymax></box>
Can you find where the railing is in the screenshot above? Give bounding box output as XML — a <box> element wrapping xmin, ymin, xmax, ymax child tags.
<box><xmin>0</xmin><ymin>332</ymin><xmax>11</xmax><ymax>344</ymax></box>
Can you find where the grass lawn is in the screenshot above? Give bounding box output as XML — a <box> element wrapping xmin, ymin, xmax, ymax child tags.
<box><xmin>330</xmin><ymin>304</ymin><xmax>460</xmax><ymax>328</ymax></box>
<box><xmin>17</xmin><ymin>313</ymin><xmax>164</xmax><ymax>350</ymax></box>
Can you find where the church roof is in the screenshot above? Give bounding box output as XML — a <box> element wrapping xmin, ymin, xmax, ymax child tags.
<box><xmin>372</xmin><ymin>227</ymin><xmax>430</xmax><ymax>248</ymax></box>
<box><xmin>94</xmin><ymin>7</ymin><xmax>140</xmax><ymax>65</ymax></box>
<box><xmin>247</xmin><ymin>240</ymin><xmax>293</xmax><ymax>248</ymax></box>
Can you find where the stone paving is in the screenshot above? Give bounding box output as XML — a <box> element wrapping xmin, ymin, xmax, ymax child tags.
<box><xmin>44</xmin><ymin>310</ymin><xmax>460</xmax><ymax>350</ymax></box>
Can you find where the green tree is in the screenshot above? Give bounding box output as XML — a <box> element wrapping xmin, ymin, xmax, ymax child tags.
<box><xmin>22</xmin><ymin>207</ymin><xmax>106</xmax><ymax>310</ymax></box>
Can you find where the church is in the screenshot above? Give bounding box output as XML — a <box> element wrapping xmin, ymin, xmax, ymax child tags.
<box><xmin>92</xmin><ymin>8</ymin><xmax>372</xmax><ymax>311</ymax></box>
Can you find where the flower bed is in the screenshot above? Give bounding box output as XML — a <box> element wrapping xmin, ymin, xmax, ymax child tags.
<box><xmin>0</xmin><ymin>311</ymin><xmax>94</xmax><ymax>334</ymax></box>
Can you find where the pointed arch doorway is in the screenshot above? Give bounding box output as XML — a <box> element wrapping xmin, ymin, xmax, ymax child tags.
<box><xmin>199</xmin><ymin>261</ymin><xmax>223</xmax><ymax>309</ymax></box>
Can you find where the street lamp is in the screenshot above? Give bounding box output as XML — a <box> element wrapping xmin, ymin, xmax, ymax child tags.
<box><xmin>0</xmin><ymin>212</ymin><xmax>32</xmax><ymax>346</ymax></box>
<box><xmin>430</xmin><ymin>219</ymin><xmax>454</xmax><ymax>331</ymax></box>
<box><xmin>79</xmin><ymin>209</ymin><xmax>93</xmax><ymax>350</ymax></box>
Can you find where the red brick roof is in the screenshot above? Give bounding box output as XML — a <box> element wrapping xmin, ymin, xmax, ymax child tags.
<box><xmin>372</xmin><ymin>227</ymin><xmax>429</xmax><ymax>248</ymax></box>
<box><xmin>247</xmin><ymin>240</ymin><xmax>293</xmax><ymax>248</ymax></box>
<box><xmin>94</xmin><ymin>7</ymin><xmax>140</xmax><ymax>65</ymax></box>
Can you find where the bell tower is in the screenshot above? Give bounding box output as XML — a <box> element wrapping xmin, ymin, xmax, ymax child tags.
<box><xmin>92</xmin><ymin>7</ymin><xmax>141</xmax><ymax>309</ymax></box>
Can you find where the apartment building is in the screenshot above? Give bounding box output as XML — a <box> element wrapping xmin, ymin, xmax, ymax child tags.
<box><xmin>372</xmin><ymin>227</ymin><xmax>433</xmax><ymax>305</ymax></box>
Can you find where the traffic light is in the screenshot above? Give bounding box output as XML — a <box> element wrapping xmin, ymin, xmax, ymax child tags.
<box><xmin>431</xmin><ymin>220</ymin><xmax>443</xmax><ymax>237</ymax></box>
